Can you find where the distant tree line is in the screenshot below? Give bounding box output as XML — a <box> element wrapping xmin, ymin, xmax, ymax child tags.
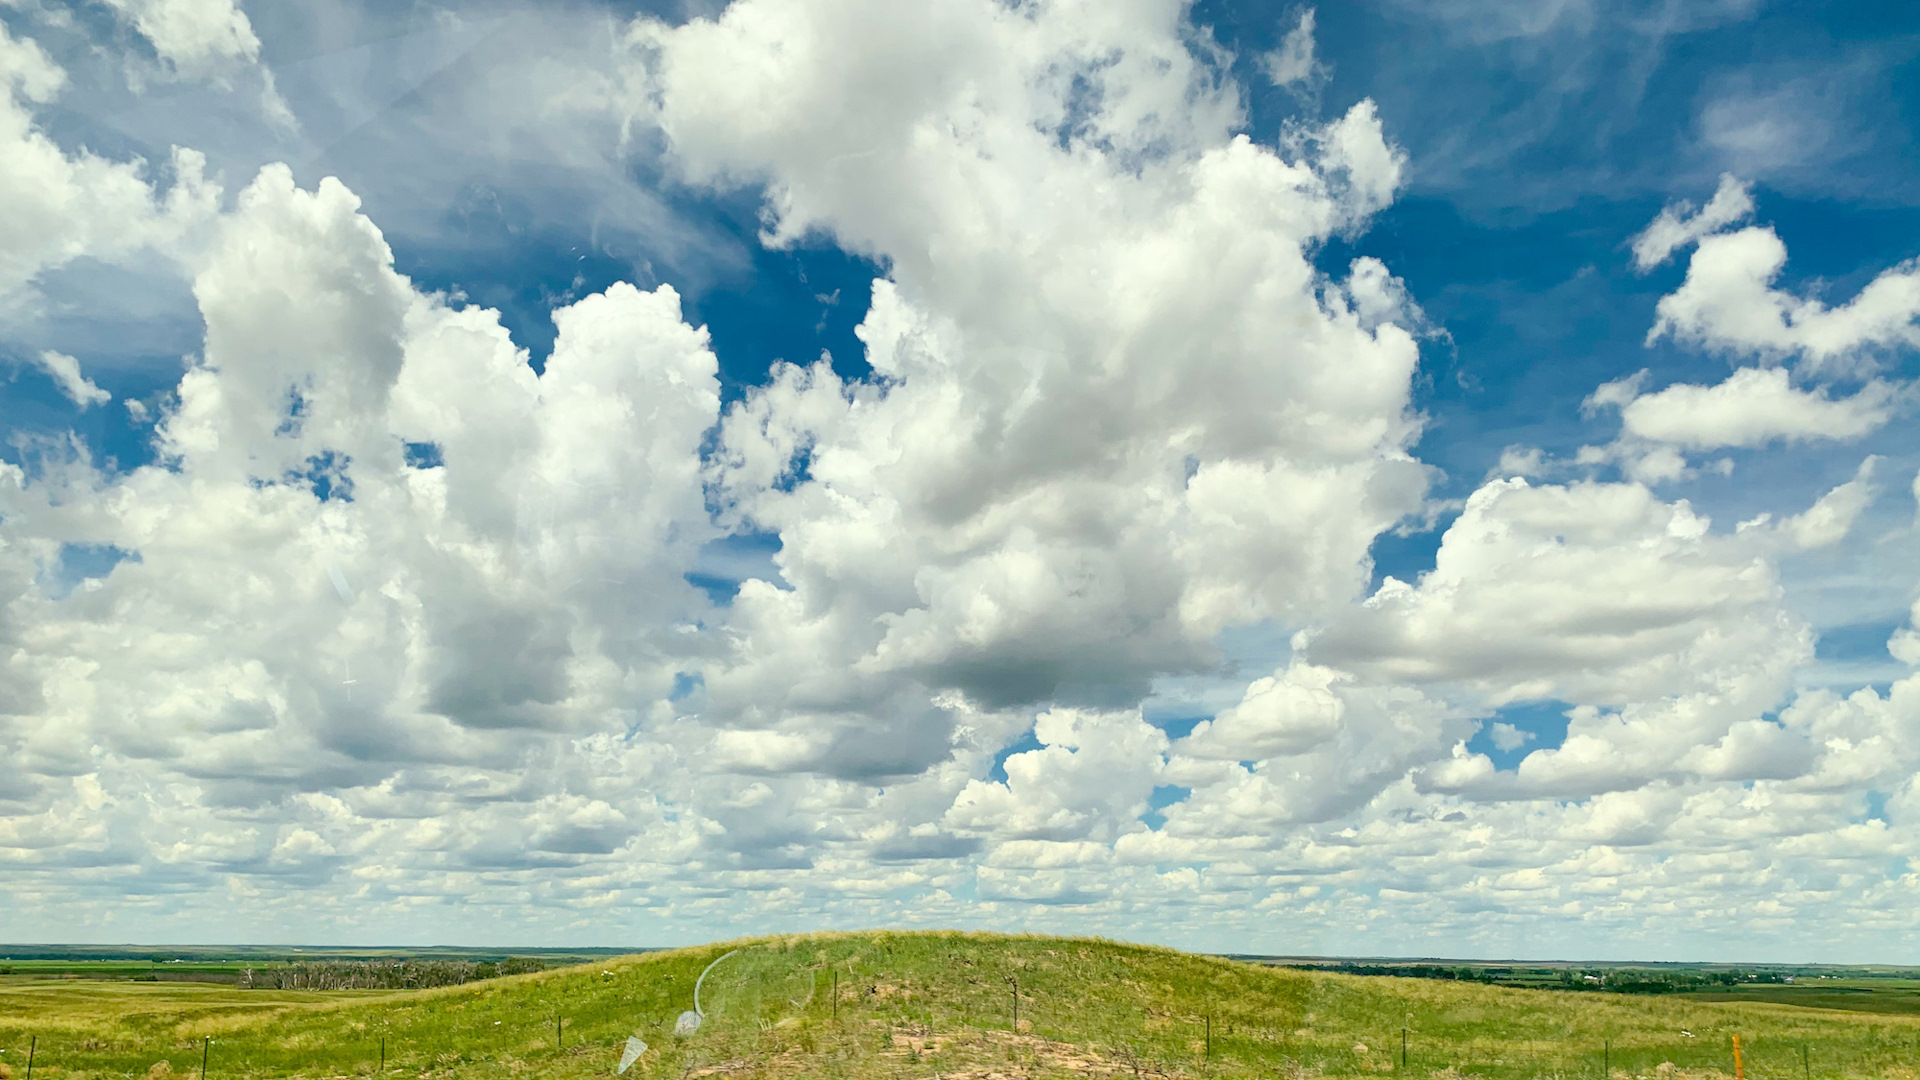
<box><xmin>1309</xmin><ymin>963</ymin><xmax>1506</xmax><ymax>984</ymax></box>
<box><xmin>240</xmin><ymin>958</ymin><xmax>547</xmax><ymax>990</ymax></box>
<box><xmin>1556</xmin><ymin>968</ymin><xmax>1797</xmax><ymax>993</ymax></box>
<box><xmin>1298</xmin><ymin>963</ymin><xmax>1804</xmax><ymax>995</ymax></box>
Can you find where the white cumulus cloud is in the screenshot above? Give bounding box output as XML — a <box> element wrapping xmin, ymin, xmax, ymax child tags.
<box><xmin>1606</xmin><ymin>367</ymin><xmax>1895</xmax><ymax>450</ymax></box>
<box><xmin>1648</xmin><ymin>221</ymin><xmax>1920</xmax><ymax>368</ymax></box>
<box><xmin>1309</xmin><ymin>477</ymin><xmax>1805</xmax><ymax>709</ymax></box>
<box><xmin>0</xmin><ymin>20</ymin><xmax>221</xmax><ymax>311</ymax></box>
<box><xmin>102</xmin><ymin>0</ymin><xmax>262</xmax><ymax>72</ymax></box>
<box><xmin>4</xmin><ymin>0</ymin><xmax>1920</xmax><ymax>958</ymax></box>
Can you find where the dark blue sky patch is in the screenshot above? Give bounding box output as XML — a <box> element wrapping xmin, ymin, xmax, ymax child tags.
<box><xmin>1321</xmin><ymin>196</ymin><xmax>1712</xmax><ymax>486</ymax></box>
<box><xmin>771</xmin><ymin>443</ymin><xmax>815</xmax><ymax>494</ymax></box>
<box><xmin>985</xmin><ymin>727</ymin><xmax>1046</xmax><ymax>785</ymax></box>
<box><xmin>1817</xmin><ymin>620</ymin><xmax>1904</xmax><ymax>663</ymax></box>
<box><xmin>1367</xmin><ymin>515</ymin><xmax>1451</xmax><ymax>592</ymax></box>
<box><xmin>396</xmin><ymin>202</ymin><xmax>658</xmax><ymax>376</ymax></box>
<box><xmin>1151</xmin><ymin>715</ymin><xmax>1205</xmax><ymax>741</ymax></box>
<box><xmin>50</xmin><ymin>542</ymin><xmax>139</xmax><ymax>599</ymax></box>
<box><xmin>1139</xmin><ymin>783</ymin><xmax>1192</xmax><ymax>831</ymax></box>
<box><xmin>681</xmin><ymin>206</ymin><xmax>884</xmax><ymax>404</ymax></box>
<box><xmin>669</xmin><ymin>672</ymin><xmax>703</xmax><ymax>702</ymax></box>
<box><xmin>686</xmin><ymin>532</ymin><xmax>785</xmax><ymax>605</ymax></box>
<box><xmin>392</xmin><ymin>173</ymin><xmax>884</xmax><ymax>405</ymax></box>
<box><xmin>1468</xmin><ymin>700</ymin><xmax>1574</xmax><ymax>771</ymax></box>
<box><xmin>402</xmin><ymin>440</ymin><xmax>445</xmax><ymax>469</ymax></box>
<box><xmin>0</xmin><ymin>347</ymin><xmax>180</xmax><ymax>479</ymax></box>
<box><xmin>290</xmin><ymin>450</ymin><xmax>354</xmax><ymax>502</ymax></box>
<box><xmin>8</xmin><ymin>256</ymin><xmax>203</xmax><ymax>375</ymax></box>
<box><xmin>683</xmin><ymin>572</ymin><xmax>740</xmax><ymax>607</ymax></box>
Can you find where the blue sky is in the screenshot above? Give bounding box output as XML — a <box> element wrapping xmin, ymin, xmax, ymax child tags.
<box><xmin>3</xmin><ymin>0</ymin><xmax>1920</xmax><ymax>961</ymax></box>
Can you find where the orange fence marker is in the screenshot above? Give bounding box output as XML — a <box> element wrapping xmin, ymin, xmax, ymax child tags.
<box><xmin>1733</xmin><ymin>1034</ymin><xmax>1744</xmax><ymax>1080</ymax></box>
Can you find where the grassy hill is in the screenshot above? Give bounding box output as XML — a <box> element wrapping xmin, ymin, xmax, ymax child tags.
<box><xmin>2</xmin><ymin>931</ymin><xmax>1915</xmax><ymax>1079</ymax></box>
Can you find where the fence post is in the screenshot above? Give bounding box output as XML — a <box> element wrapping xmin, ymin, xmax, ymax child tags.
<box><xmin>379</xmin><ymin>1037</ymin><xmax>385</xmax><ymax>1072</ymax></box>
<box><xmin>1604</xmin><ymin>1038</ymin><xmax>1609</xmax><ymax>1078</ymax></box>
<box><xmin>1402</xmin><ymin>1027</ymin><xmax>1407</xmax><ymax>1067</ymax></box>
<box><xmin>25</xmin><ymin>1035</ymin><xmax>34</xmax><ymax>1080</ymax></box>
<box><xmin>201</xmin><ymin>1036</ymin><xmax>209</xmax><ymax>1080</ymax></box>
<box><xmin>832</xmin><ymin>969</ymin><xmax>838</xmax><ymax>1019</ymax></box>
<box><xmin>1732</xmin><ymin>1034</ymin><xmax>1743</xmax><ymax>1080</ymax></box>
<box><xmin>1006</xmin><ymin>975</ymin><xmax>1019</xmax><ymax>1031</ymax></box>
<box><xmin>1205</xmin><ymin>1014</ymin><xmax>1211</xmax><ymax>1059</ymax></box>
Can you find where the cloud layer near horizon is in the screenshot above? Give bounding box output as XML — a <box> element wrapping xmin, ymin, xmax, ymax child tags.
<box><xmin>2</xmin><ymin>0</ymin><xmax>1919</xmax><ymax>959</ymax></box>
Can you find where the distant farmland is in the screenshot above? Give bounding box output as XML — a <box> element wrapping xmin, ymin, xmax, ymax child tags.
<box><xmin>1248</xmin><ymin>955</ymin><xmax>1920</xmax><ymax>1015</ymax></box>
<box><xmin>0</xmin><ymin>945</ymin><xmax>643</xmax><ymax>991</ymax></box>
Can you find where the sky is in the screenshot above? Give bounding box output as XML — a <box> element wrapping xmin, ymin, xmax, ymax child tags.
<box><xmin>2</xmin><ymin>0</ymin><xmax>1919</xmax><ymax>963</ymax></box>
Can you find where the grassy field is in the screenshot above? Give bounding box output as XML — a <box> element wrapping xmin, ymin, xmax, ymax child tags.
<box><xmin>3</xmin><ymin>931</ymin><xmax>1917</xmax><ymax>1079</ymax></box>
<box><xmin>1676</xmin><ymin>979</ymin><xmax>1920</xmax><ymax>1016</ymax></box>
<box><xmin>0</xmin><ymin>949</ymin><xmax>636</xmax><ymax>983</ymax></box>
<box><xmin>0</xmin><ymin>964</ymin><xmax>253</xmax><ymax>980</ymax></box>
<box><xmin>1258</xmin><ymin>960</ymin><xmax>1920</xmax><ymax>1012</ymax></box>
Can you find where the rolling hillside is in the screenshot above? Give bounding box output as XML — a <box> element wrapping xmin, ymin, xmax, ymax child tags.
<box><xmin>2</xmin><ymin>932</ymin><xmax>1913</xmax><ymax>1079</ymax></box>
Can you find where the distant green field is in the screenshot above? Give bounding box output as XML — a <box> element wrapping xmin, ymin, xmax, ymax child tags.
<box><xmin>0</xmin><ymin>962</ymin><xmax>252</xmax><ymax>979</ymax></box>
<box><xmin>0</xmin><ymin>946</ymin><xmax>632</xmax><ymax>966</ymax></box>
<box><xmin>3</xmin><ymin>932</ymin><xmax>1918</xmax><ymax>1079</ymax></box>
<box><xmin>1265</xmin><ymin>957</ymin><xmax>1920</xmax><ymax>1014</ymax></box>
<box><xmin>1677</xmin><ymin>979</ymin><xmax>1920</xmax><ymax>1015</ymax></box>
<box><xmin>0</xmin><ymin>947</ymin><xmax>641</xmax><ymax>989</ymax></box>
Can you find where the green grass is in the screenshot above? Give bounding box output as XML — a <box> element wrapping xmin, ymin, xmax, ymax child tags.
<box><xmin>2</xmin><ymin>931</ymin><xmax>1917</xmax><ymax>1079</ymax></box>
<box><xmin>1677</xmin><ymin>979</ymin><xmax>1920</xmax><ymax>1015</ymax></box>
<box><xmin>0</xmin><ymin>963</ymin><xmax>252</xmax><ymax>977</ymax></box>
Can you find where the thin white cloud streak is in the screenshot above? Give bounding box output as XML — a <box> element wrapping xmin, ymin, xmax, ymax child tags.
<box><xmin>1630</xmin><ymin>172</ymin><xmax>1751</xmax><ymax>271</ymax></box>
<box><xmin>29</xmin><ymin>350</ymin><xmax>111</xmax><ymax>408</ymax></box>
<box><xmin>1612</xmin><ymin>368</ymin><xmax>1895</xmax><ymax>450</ymax></box>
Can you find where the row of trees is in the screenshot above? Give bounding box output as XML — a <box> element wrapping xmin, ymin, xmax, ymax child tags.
<box><xmin>1314</xmin><ymin>963</ymin><xmax>1506</xmax><ymax>984</ymax></box>
<box><xmin>1305</xmin><ymin>963</ymin><xmax>1805</xmax><ymax>994</ymax></box>
<box><xmin>239</xmin><ymin>958</ymin><xmax>547</xmax><ymax>990</ymax></box>
<box><xmin>1557</xmin><ymin>968</ymin><xmax>1798</xmax><ymax>993</ymax></box>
